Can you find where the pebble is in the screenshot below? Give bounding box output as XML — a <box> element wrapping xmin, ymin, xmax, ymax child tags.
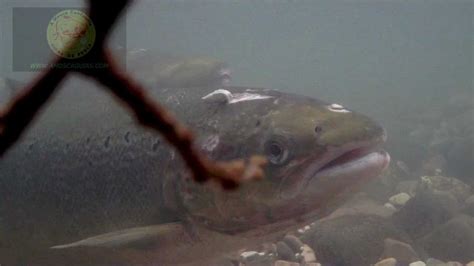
<box><xmin>384</xmin><ymin>202</ymin><xmax>397</xmax><ymax>211</ymax></box>
<box><xmin>299</xmin><ymin>244</ymin><xmax>317</xmax><ymax>263</ymax></box>
<box><xmin>389</xmin><ymin>192</ymin><xmax>411</xmax><ymax>206</ymax></box>
<box><xmin>409</xmin><ymin>261</ymin><xmax>426</xmax><ymax>266</ymax></box>
<box><xmin>282</xmin><ymin>234</ymin><xmax>304</xmax><ymax>252</ymax></box>
<box><xmin>241</xmin><ymin>251</ymin><xmax>259</xmax><ymax>260</ymax></box>
<box><xmin>296</xmin><ymin>225</ymin><xmax>311</xmax><ymax>235</ymax></box>
<box><xmin>276</xmin><ymin>241</ymin><xmax>297</xmax><ymax>262</ymax></box>
<box><xmin>374</xmin><ymin>258</ymin><xmax>397</xmax><ymax>266</ymax></box>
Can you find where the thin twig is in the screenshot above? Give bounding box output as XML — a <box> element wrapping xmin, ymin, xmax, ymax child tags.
<box><xmin>0</xmin><ymin>0</ymin><xmax>266</xmax><ymax>189</ymax></box>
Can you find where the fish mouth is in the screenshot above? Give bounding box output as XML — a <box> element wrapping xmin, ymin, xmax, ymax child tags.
<box><xmin>314</xmin><ymin>146</ymin><xmax>390</xmax><ymax>179</ymax></box>
<box><xmin>279</xmin><ymin>134</ymin><xmax>390</xmax><ymax>200</ymax></box>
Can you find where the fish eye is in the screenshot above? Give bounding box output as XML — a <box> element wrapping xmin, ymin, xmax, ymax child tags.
<box><xmin>264</xmin><ymin>140</ymin><xmax>289</xmax><ymax>165</ymax></box>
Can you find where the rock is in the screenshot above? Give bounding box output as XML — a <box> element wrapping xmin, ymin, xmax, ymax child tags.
<box><xmin>425</xmin><ymin>258</ymin><xmax>446</xmax><ymax>266</ymax></box>
<box><xmin>467</xmin><ymin>261</ymin><xmax>474</xmax><ymax>266</ymax></box>
<box><xmin>418</xmin><ymin>175</ymin><xmax>471</xmax><ymax>203</ymax></box>
<box><xmin>300</xmin><ymin>214</ymin><xmax>412</xmax><ymax>266</ymax></box>
<box><xmin>389</xmin><ymin>192</ymin><xmax>411</xmax><ymax>206</ymax></box>
<box><xmin>239</xmin><ymin>251</ymin><xmax>276</xmax><ymax>266</ymax></box>
<box><xmin>274</xmin><ymin>260</ymin><xmax>300</xmax><ymax>266</ymax></box>
<box><xmin>392</xmin><ymin>190</ymin><xmax>460</xmax><ymax>238</ymax></box>
<box><xmin>381</xmin><ymin>238</ymin><xmax>420</xmax><ymax>264</ymax></box>
<box><xmin>282</xmin><ymin>234</ymin><xmax>304</xmax><ymax>253</ymax></box>
<box><xmin>374</xmin><ymin>257</ymin><xmax>397</xmax><ymax>266</ymax></box>
<box><xmin>299</xmin><ymin>244</ymin><xmax>317</xmax><ymax>264</ymax></box>
<box><xmin>396</xmin><ymin>180</ymin><xmax>419</xmax><ymax>197</ymax></box>
<box><xmin>276</xmin><ymin>241</ymin><xmax>297</xmax><ymax>262</ymax></box>
<box><xmin>384</xmin><ymin>202</ymin><xmax>397</xmax><ymax>212</ymax></box>
<box><xmin>418</xmin><ymin>214</ymin><xmax>474</xmax><ymax>263</ymax></box>
<box><xmin>305</xmin><ymin>263</ymin><xmax>321</xmax><ymax>266</ymax></box>
<box><xmin>409</xmin><ymin>261</ymin><xmax>426</xmax><ymax>266</ymax></box>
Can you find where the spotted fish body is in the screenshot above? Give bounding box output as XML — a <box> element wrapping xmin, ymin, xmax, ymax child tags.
<box><xmin>0</xmin><ymin>85</ymin><xmax>389</xmax><ymax>264</ymax></box>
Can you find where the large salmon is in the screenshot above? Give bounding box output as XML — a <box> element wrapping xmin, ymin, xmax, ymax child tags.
<box><xmin>0</xmin><ymin>85</ymin><xmax>389</xmax><ymax>265</ymax></box>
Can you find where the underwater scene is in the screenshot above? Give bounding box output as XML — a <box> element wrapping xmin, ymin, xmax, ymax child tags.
<box><xmin>0</xmin><ymin>1</ymin><xmax>472</xmax><ymax>265</ymax></box>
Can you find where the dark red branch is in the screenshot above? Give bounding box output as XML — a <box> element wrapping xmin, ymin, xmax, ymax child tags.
<box><xmin>0</xmin><ymin>0</ymin><xmax>266</xmax><ymax>189</ymax></box>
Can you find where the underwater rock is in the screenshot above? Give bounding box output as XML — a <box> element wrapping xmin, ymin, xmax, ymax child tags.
<box><xmin>282</xmin><ymin>234</ymin><xmax>304</xmax><ymax>253</ymax></box>
<box><xmin>418</xmin><ymin>175</ymin><xmax>471</xmax><ymax>203</ymax></box>
<box><xmin>380</xmin><ymin>238</ymin><xmax>420</xmax><ymax>264</ymax></box>
<box><xmin>299</xmin><ymin>244</ymin><xmax>317</xmax><ymax>264</ymax></box>
<box><xmin>418</xmin><ymin>214</ymin><xmax>474</xmax><ymax>263</ymax></box>
<box><xmin>409</xmin><ymin>261</ymin><xmax>426</xmax><ymax>266</ymax></box>
<box><xmin>300</xmin><ymin>214</ymin><xmax>412</xmax><ymax>266</ymax></box>
<box><xmin>276</xmin><ymin>241</ymin><xmax>298</xmax><ymax>262</ymax></box>
<box><xmin>389</xmin><ymin>193</ymin><xmax>411</xmax><ymax>207</ymax></box>
<box><xmin>392</xmin><ymin>190</ymin><xmax>460</xmax><ymax>239</ymax></box>
<box><xmin>374</xmin><ymin>257</ymin><xmax>397</xmax><ymax>266</ymax></box>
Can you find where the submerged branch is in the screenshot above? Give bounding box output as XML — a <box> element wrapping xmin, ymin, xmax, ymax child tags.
<box><xmin>0</xmin><ymin>0</ymin><xmax>266</xmax><ymax>189</ymax></box>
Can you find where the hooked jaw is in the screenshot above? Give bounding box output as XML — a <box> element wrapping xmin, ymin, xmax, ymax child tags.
<box><xmin>314</xmin><ymin>128</ymin><xmax>390</xmax><ymax>180</ymax></box>
<box><xmin>279</xmin><ymin>127</ymin><xmax>390</xmax><ymax>199</ymax></box>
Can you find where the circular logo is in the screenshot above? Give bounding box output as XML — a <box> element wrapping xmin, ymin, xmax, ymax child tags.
<box><xmin>46</xmin><ymin>9</ymin><xmax>96</xmax><ymax>59</ymax></box>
